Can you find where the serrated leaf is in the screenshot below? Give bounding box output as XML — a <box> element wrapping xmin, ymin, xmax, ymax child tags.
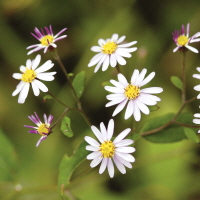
<box><xmin>141</xmin><ymin>113</ymin><xmax>194</xmax><ymax>143</ymax></box>
<box><xmin>170</xmin><ymin>76</ymin><xmax>183</xmax><ymax>90</ymax></box>
<box><xmin>58</xmin><ymin>140</ymin><xmax>88</xmax><ymax>192</ymax></box>
<box><xmin>184</xmin><ymin>127</ymin><xmax>200</xmax><ymax>143</ymax></box>
<box><xmin>72</xmin><ymin>71</ymin><xmax>86</xmax><ymax>98</ymax></box>
<box><xmin>0</xmin><ymin>128</ymin><xmax>18</xmax><ymax>181</ymax></box>
<box><xmin>43</xmin><ymin>95</ymin><xmax>53</xmax><ymax>101</ymax></box>
<box><xmin>60</xmin><ymin>116</ymin><xmax>74</xmax><ymax>137</ymax></box>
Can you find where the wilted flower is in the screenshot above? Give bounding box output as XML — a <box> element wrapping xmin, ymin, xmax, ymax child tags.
<box><xmin>24</xmin><ymin>112</ymin><xmax>54</xmax><ymax>147</ymax></box>
<box><xmin>85</xmin><ymin>119</ymin><xmax>135</xmax><ymax>178</ymax></box>
<box><xmin>88</xmin><ymin>33</ymin><xmax>137</xmax><ymax>72</ymax></box>
<box><xmin>12</xmin><ymin>54</ymin><xmax>56</xmax><ymax>104</ymax></box>
<box><xmin>27</xmin><ymin>25</ymin><xmax>67</xmax><ymax>55</ymax></box>
<box><xmin>172</xmin><ymin>23</ymin><xmax>200</xmax><ymax>53</ymax></box>
<box><xmin>104</xmin><ymin>69</ymin><xmax>163</xmax><ymax>121</ymax></box>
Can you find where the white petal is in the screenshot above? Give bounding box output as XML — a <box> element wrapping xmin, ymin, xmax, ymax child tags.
<box><xmin>115</xmin><ymin>49</ymin><xmax>132</xmax><ymax>58</ymax></box>
<box><xmin>87</xmin><ymin>151</ymin><xmax>101</xmax><ymax>160</ymax></box>
<box><xmin>140</xmin><ymin>72</ymin><xmax>155</xmax><ymax>87</ymax></box>
<box><xmin>35</xmin><ymin>61</ymin><xmax>54</xmax><ymax>73</ymax></box>
<box><xmin>91</xmin><ymin>46</ymin><xmax>101</xmax><ymax>52</ymax></box>
<box><xmin>118</xmin><ymin>41</ymin><xmax>137</xmax><ymax>48</ymax></box>
<box><xmin>115</xmin><ymin>139</ymin><xmax>134</xmax><ymax>147</ymax></box>
<box><xmin>133</xmin><ymin>102</ymin><xmax>141</xmax><ymax>121</ymax></box>
<box><xmin>18</xmin><ymin>83</ymin><xmax>30</xmax><ymax>104</ymax></box>
<box><xmin>12</xmin><ymin>81</ymin><xmax>26</xmax><ymax>96</ymax></box>
<box><xmin>84</xmin><ymin>136</ymin><xmax>100</xmax><ymax>147</ymax></box>
<box><xmin>88</xmin><ymin>53</ymin><xmax>103</xmax><ymax>67</ymax></box>
<box><xmin>26</xmin><ymin>59</ymin><xmax>32</xmax><ymax>68</ymax></box>
<box><xmin>141</xmin><ymin>87</ymin><xmax>163</xmax><ymax>94</ymax></box>
<box><xmin>107</xmin><ymin>158</ymin><xmax>114</xmax><ymax>178</ymax></box>
<box><xmin>194</xmin><ymin>113</ymin><xmax>200</xmax><ymax>118</ymax></box>
<box><xmin>131</xmin><ymin>69</ymin><xmax>139</xmax><ymax>85</ymax></box>
<box><xmin>32</xmin><ymin>55</ymin><xmax>41</xmax><ymax>70</ymax></box>
<box><xmin>99</xmin><ymin>158</ymin><xmax>108</xmax><ymax>174</ymax></box>
<box><xmin>113</xmin><ymin>156</ymin><xmax>126</xmax><ymax>174</ymax></box>
<box><xmin>135</xmin><ymin>68</ymin><xmax>147</xmax><ymax>86</ymax></box>
<box><xmin>37</xmin><ymin>73</ymin><xmax>56</xmax><ymax>81</ymax></box>
<box><xmin>193</xmin><ymin>74</ymin><xmax>200</xmax><ymax>79</ymax></box>
<box><xmin>91</xmin><ymin>125</ymin><xmax>104</xmax><ymax>143</ymax></box>
<box><xmin>106</xmin><ymin>93</ymin><xmax>125</xmax><ymax>100</ymax></box>
<box><xmin>194</xmin><ymin>85</ymin><xmax>200</xmax><ymax>91</ymax></box>
<box><xmin>113</xmin><ymin>128</ymin><xmax>131</xmax><ymax>144</ymax></box>
<box><xmin>110</xmin><ymin>53</ymin><xmax>117</xmax><ymax>67</ymax></box>
<box><xmin>19</xmin><ymin>65</ymin><xmax>26</xmax><ymax>72</ymax></box>
<box><xmin>173</xmin><ymin>46</ymin><xmax>179</xmax><ymax>52</ymax></box>
<box><xmin>115</xmin><ymin>154</ymin><xmax>133</xmax><ymax>168</ymax></box>
<box><xmin>105</xmin><ymin>97</ymin><xmax>126</xmax><ymax>107</ymax></box>
<box><xmin>118</xmin><ymin>73</ymin><xmax>129</xmax><ymax>86</ymax></box>
<box><xmin>86</xmin><ymin>145</ymin><xmax>99</xmax><ymax>151</ymax></box>
<box><xmin>12</xmin><ymin>73</ymin><xmax>22</xmax><ymax>80</ymax></box>
<box><xmin>107</xmin><ymin>119</ymin><xmax>114</xmax><ymax>141</ymax></box>
<box><xmin>115</xmin><ymin>152</ymin><xmax>135</xmax><ymax>162</ymax></box>
<box><xmin>115</xmin><ymin>53</ymin><xmax>126</xmax><ymax>65</ymax></box>
<box><xmin>112</xmin><ymin>99</ymin><xmax>128</xmax><ymax>116</ymax></box>
<box><xmin>136</xmin><ymin>100</ymin><xmax>150</xmax><ymax>115</ymax></box>
<box><xmin>193</xmin><ymin>119</ymin><xmax>200</xmax><ymax>124</ymax></box>
<box><xmin>185</xmin><ymin>45</ymin><xmax>198</xmax><ymax>53</ymax></box>
<box><xmin>100</xmin><ymin>122</ymin><xmax>108</xmax><ymax>141</ymax></box>
<box><xmin>31</xmin><ymin>80</ymin><xmax>40</xmax><ymax>96</ymax></box>
<box><xmin>111</xmin><ymin>33</ymin><xmax>119</xmax><ymax>42</ymax></box>
<box><xmin>104</xmin><ymin>86</ymin><xmax>124</xmax><ymax>94</ymax></box>
<box><xmin>34</xmin><ymin>80</ymin><xmax>48</xmax><ymax>92</ymax></box>
<box><xmin>125</xmin><ymin>100</ymin><xmax>134</xmax><ymax>120</ymax></box>
<box><xmin>98</xmin><ymin>38</ymin><xmax>106</xmax><ymax>46</ymax></box>
<box><xmin>116</xmin><ymin>35</ymin><xmax>126</xmax><ymax>44</ymax></box>
<box><xmin>116</xmin><ymin>146</ymin><xmax>135</xmax><ymax>153</ymax></box>
<box><xmin>110</xmin><ymin>79</ymin><xmax>125</xmax><ymax>88</ymax></box>
<box><xmin>94</xmin><ymin>54</ymin><xmax>107</xmax><ymax>73</ymax></box>
<box><xmin>90</xmin><ymin>157</ymin><xmax>103</xmax><ymax>168</ymax></box>
<box><xmin>102</xmin><ymin>55</ymin><xmax>110</xmax><ymax>71</ymax></box>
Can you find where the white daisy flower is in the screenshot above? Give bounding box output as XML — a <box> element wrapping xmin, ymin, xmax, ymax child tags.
<box><xmin>193</xmin><ymin>67</ymin><xmax>200</xmax><ymax>98</ymax></box>
<box><xmin>172</xmin><ymin>23</ymin><xmax>200</xmax><ymax>53</ymax></box>
<box><xmin>12</xmin><ymin>54</ymin><xmax>56</xmax><ymax>104</ymax></box>
<box><xmin>193</xmin><ymin>113</ymin><xmax>200</xmax><ymax>133</ymax></box>
<box><xmin>85</xmin><ymin>119</ymin><xmax>135</xmax><ymax>178</ymax></box>
<box><xmin>104</xmin><ymin>69</ymin><xmax>163</xmax><ymax>121</ymax></box>
<box><xmin>27</xmin><ymin>25</ymin><xmax>67</xmax><ymax>55</ymax></box>
<box><xmin>88</xmin><ymin>33</ymin><xmax>137</xmax><ymax>73</ymax></box>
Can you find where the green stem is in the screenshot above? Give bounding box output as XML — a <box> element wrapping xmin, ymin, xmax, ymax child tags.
<box><xmin>140</xmin><ymin>96</ymin><xmax>197</xmax><ymax>136</ymax></box>
<box><xmin>51</xmin><ymin>108</ymin><xmax>69</xmax><ymax>129</ymax></box>
<box><xmin>181</xmin><ymin>52</ymin><xmax>186</xmax><ymax>103</ymax></box>
<box><xmin>47</xmin><ymin>91</ymin><xmax>69</xmax><ymax>108</ymax></box>
<box><xmin>52</xmin><ymin>51</ymin><xmax>81</xmax><ymax>108</ymax></box>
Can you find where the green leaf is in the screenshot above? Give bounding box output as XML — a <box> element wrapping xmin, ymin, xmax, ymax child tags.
<box><xmin>184</xmin><ymin>127</ymin><xmax>199</xmax><ymax>143</ymax></box>
<box><xmin>72</xmin><ymin>71</ymin><xmax>86</xmax><ymax>98</ymax></box>
<box><xmin>60</xmin><ymin>116</ymin><xmax>74</xmax><ymax>137</ymax></box>
<box><xmin>58</xmin><ymin>140</ymin><xmax>88</xmax><ymax>192</ymax></box>
<box><xmin>132</xmin><ymin>133</ymin><xmax>141</xmax><ymax>142</ymax></box>
<box><xmin>149</xmin><ymin>105</ymin><xmax>160</xmax><ymax>112</ymax></box>
<box><xmin>170</xmin><ymin>76</ymin><xmax>183</xmax><ymax>90</ymax></box>
<box><xmin>142</xmin><ymin>113</ymin><xmax>194</xmax><ymax>143</ymax></box>
<box><xmin>0</xmin><ymin>128</ymin><xmax>18</xmax><ymax>181</ymax></box>
<box><xmin>43</xmin><ymin>95</ymin><xmax>53</xmax><ymax>101</ymax></box>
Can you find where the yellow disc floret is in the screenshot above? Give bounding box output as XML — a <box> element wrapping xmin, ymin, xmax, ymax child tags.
<box><xmin>100</xmin><ymin>141</ymin><xmax>115</xmax><ymax>158</ymax></box>
<box><xmin>40</xmin><ymin>35</ymin><xmax>54</xmax><ymax>46</ymax></box>
<box><xmin>124</xmin><ymin>84</ymin><xmax>140</xmax><ymax>100</ymax></box>
<box><xmin>177</xmin><ymin>35</ymin><xmax>189</xmax><ymax>46</ymax></box>
<box><xmin>102</xmin><ymin>41</ymin><xmax>117</xmax><ymax>54</ymax></box>
<box><xmin>38</xmin><ymin>124</ymin><xmax>50</xmax><ymax>136</ymax></box>
<box><xmin>21</xmin><ymin>69</ymin><xmax>36</xmax><ymax>83</ymax></box>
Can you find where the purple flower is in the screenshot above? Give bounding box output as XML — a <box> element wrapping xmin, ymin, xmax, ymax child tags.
<box><xmin>24</xmin><ymin>112</ymin><xmax>54</xmax><ymax>147</ymax></box>
<box><xmin>172</xmin><ymin>23</ymin><xmax>200</xmax><ymax>53</ymax></box>
<box><xmin>27</xmin><ymin>25</ymin><xmax>67</xmax><ymax>55</ymax></box>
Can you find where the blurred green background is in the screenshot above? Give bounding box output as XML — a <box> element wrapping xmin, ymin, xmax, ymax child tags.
<box><xmin>1</xmin><ymin>0</ymin><xmax>200</xmax><ymax>199</ymax></box>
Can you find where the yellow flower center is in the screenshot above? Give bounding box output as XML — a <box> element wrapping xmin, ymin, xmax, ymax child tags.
<box><xmin>40</xmin><ymin>35</ymin><xmax>54</xmax><ymax>46</ymax></box>
<box><xmin>100</xmin><ymin>141</ymin><xmax>115</xmax><ymax>158</ymax></box>
<box><xmin>102</xmin><ymin>41</ymin><xmax>117</xmax><ymax>54</ymax></box>
<box><xmin>38</xmin><ymin>124</ymin><xmax>50</xmax><ymax>136</ymax></box>
<box><xmin>177</xmin><ymin>35</ymin><xmax>189</xmax><ymax>46</ymax></box>
<box><xmin>124</xmin><ymin>84</ymin><xmax>140</xmax><ymax>100</ymax></box>
<box><xmin>21</xmin><ymin>69</ymin><xmax>36</xmax><ymax>83</ymax></box>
